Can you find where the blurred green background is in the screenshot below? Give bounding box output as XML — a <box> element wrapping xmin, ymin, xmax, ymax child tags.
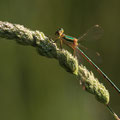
<box><xmin>0</xmin><ymin>0</ymin><xmax>120</xmax><ymax>120</ymax></box>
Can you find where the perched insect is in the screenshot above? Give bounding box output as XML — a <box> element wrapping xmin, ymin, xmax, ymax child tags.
<box><xmin>55</xmin><ymin>25</ymin><xmax>120</xmax><ymax>94</ymax></box>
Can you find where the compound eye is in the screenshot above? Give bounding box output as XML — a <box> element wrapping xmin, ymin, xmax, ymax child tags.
<box><xmin>55</xmin><ymin>31</ymin><xmax>59</xmax><ymax>36</ymax></box>
<box><xmin>55</xmin><ymin>28</ymin><xmax>64</xmax><ymax>36</ymax></box>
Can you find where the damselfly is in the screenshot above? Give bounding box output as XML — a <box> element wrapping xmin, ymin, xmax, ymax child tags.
<box><xmin>55</xmin><ymin>25</ymin><xmax>120</xmax><ymax>94</ymax></box>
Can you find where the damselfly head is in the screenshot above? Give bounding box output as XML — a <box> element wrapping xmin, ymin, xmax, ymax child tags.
<box><xmin>55</xmin><ymin>28</ymin><xmax>64</xmax><ymax>36</ymax></box>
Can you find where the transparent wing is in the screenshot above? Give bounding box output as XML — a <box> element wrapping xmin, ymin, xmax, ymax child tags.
<box><xmin>78</xmin><ymin>25</ymin><xmax>104</xmax><ymax>42</ymax></box>
<box><xmin>77</xmin><ymin>44</ymin><xmax>102</xmax><ymax>64</ymax></box>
